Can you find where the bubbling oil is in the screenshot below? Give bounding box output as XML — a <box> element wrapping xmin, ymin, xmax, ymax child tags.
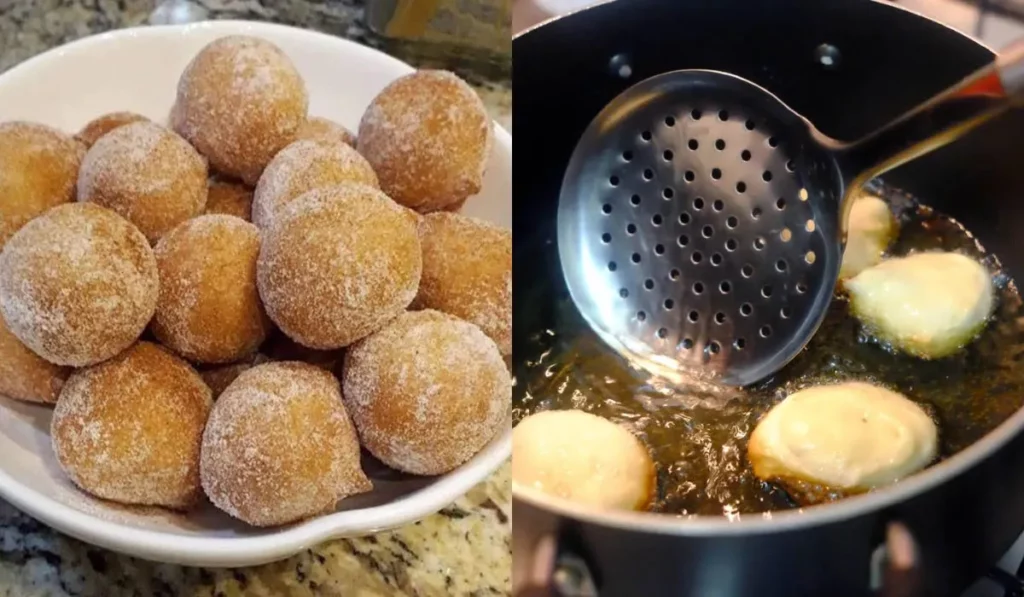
<box><xmin>513</xmin><ymin>184</ymin><xmax>1024</xmax><ymax>517</ymax></box>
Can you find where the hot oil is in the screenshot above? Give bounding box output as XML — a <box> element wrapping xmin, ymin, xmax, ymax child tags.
<box><xmin>513</xmin><ymin>183</ymin><xmax>1024</xmax><ymax>517</ymax></box>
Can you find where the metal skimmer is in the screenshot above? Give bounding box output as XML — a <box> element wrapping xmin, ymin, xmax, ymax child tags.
<box><xmin>558</xmin><ymin>42</ymin><xmax>1024</xmax><ymax>386</ymax></box>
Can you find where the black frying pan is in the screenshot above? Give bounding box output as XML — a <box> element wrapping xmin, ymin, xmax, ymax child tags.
<box><xmin>513</xmin><ymin>1</ymin><xmax>1024</xmax><ymax>595</ymax></box>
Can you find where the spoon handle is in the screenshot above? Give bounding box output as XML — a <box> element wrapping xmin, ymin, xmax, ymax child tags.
<box><xmin>838</xmin><ymin>39</ymin><xmax>1024</xmax><ymax>185</ymax></box>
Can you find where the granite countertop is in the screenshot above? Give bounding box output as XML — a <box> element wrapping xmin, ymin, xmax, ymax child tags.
<box><xmin>0</xmin><ymin>1</ymin><xmax>511</xmax><ymax>596</ymax></box>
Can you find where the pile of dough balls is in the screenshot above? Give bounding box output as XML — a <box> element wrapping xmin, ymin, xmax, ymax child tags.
<box><xmin>0</xmin><ymin>34</ymin><xmax>510</xmax><ymax>528</ymax></box>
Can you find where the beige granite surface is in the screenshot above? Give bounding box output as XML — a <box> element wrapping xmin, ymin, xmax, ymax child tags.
<box><xmin>0</xmin><ymin>1</ymin><xmax>511</xmax><ymax>595</ymax></box>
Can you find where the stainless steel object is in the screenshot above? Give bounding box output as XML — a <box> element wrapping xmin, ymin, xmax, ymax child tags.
<box><xmin>558</xmin><ymin>42</ymin><xmax>1024</xmax><ymax>386</ymax></box>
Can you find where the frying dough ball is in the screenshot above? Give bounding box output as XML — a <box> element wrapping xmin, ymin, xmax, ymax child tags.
<box><xmin>748</xmin><ymin>382</ymin><xmax>937</xmax><ymax>500</ymax></box>
<box><xmin>51</xmin><ymin>342</ymin><xmax>212</xmax><ymax>509</ymax></box>
<box><xmin>357</xmin><ymin>70</ymin><xmax>493</xmax><ymax>213</ymax></box>
<box><xmin>205</xmin><ymin>179</ymin><xmax>253</xmax><ymax>221</ymax></box>
<box><xmin>0</xmin><ymin>203</ymin><xmax>158</xmax><ymax>367</ymax></box>
<box><xmin>415</xmin><ymin>213</ymin><xmax>511</xmax><ymax>354</ymax></box>
<box><xmin>77</xmin><ymin>121</ymin><xmax>208</xmax><ymax>243</ymax></box>
<box><xmin>343</xmin><ymin>310</ymin><xmax>509</xmax><ymax>475</ymax></box>
<box><xmin>840</xmin><ymin>193</ymin><xmax>898</xmax><ymax>280</ymax></box>
<box><xmin>0</xmin><ymin>122</ymin><xmax>85</xmax><ymax>247</ymax></box>
<box><xmin>75</xmin><ymin>111</ymin><xmax>149</xmax><ymax>147</ymax></box>
<box><xmin>0</xmin><ymin>313</ymin><xmax>70</xmax><ymax>404</ymax></box>
<box><xmin>297</xmin><ymin>116</ymin><xmax>355</xmax><ymax>146</ymax></box>
<box><xmin>152</xmin><ymin>215</ymin><xmax>271</xmax><ymax>364</ymax></box>
<box><xmin>512</xmin><ymin>409</ymin><xmax>655</xmax><ymax>510</ymax></box>
<box><xmin>201</xmin><ymin>361</ymin><xmax>371</xmax><ymax>526</ymax></box>
<box><xmin>174</xmin><ymin>35</ymin><xmax>309</xmax><ymax>185</ymax></box>
<box><xmin>251</xmin><ymin>139</ymin><xmax>378</xmax><ymax>228</ymax></box>
<box><xmin>258</xmin><ymin>184</ymin><xmax>421</xmax><ymax>349</ymax></box>
<box><xmin>198</xmin><ymin>353</ymin><xmax>270</xmax><ymax>398</ymax></box>
<box><xmin>846</xmin><ymin>252</ymin><xmax>994</xmax><ymax>358</ymax></box>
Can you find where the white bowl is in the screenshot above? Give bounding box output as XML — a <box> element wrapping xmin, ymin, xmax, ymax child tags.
<box><xmin>0</xmin><ymin>20</ymin><xmax>512</xmax><ymax>567</ymax></box>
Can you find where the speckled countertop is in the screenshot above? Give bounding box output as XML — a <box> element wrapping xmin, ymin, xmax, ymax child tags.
<box><xmin>0</xmin><ymin>1</ymin><xmax>510</xmax><ymax>596</ymax></box>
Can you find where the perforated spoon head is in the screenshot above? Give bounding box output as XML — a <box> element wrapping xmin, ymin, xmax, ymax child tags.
<box><xmin>558</xmin><ymin>70</ymin><xmax>843</xmax><ymax>386</ymax></box>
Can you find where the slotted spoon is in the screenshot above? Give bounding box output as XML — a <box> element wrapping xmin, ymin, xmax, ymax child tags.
<box><xmin>558</xmin><ymin>41</ymin><xmax>1024</xmax><ymax>386</ymax></box>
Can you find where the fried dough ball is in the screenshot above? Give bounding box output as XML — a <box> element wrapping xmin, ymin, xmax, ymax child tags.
<box><xmin>748</xmin><ymin>382</ymin><xmax>937</xmax><ymax>503</ymax></box>
<box><xmin>0</xmin><ymin>122</ymin><xmax>85</xmax><ymax>247</ymax></box>
<box><xmin>257</xmin><ymin>184</ymin><xmax>421</xmax><ymax>349</ymax></box>
<box><xmin>152</xmin><ymin>215</ymin><xmax>272</xmax><ymax>364</ymax></box>
<box><xmin>0</xmin><ymin>313</ymin><xmax>70</xmax><ymax>404</ymax></box>
<box><xmin>205</xmin><ymin>179</ymin><xmax>254</xmax><ymax>221</ymax></box>
<box><xmin>297</xmin><ymin>116</ymin><xmax>355</xmax><ymax>146</ymax></box>
<box><xmin>77</xmin><ymin>121</ymin><xmax>207</xmax><ymax>243</ymax></box>
<box><xmin>174</xmin><ymin>35</ymin><xmax>309</xmax><ymax>185</ymax></box>
<box><xmin>198</xmin><ymin>353</ymin><xmax>270</xmax><ymax>398</ymax></box>
<box><xmin>0</xmin><ymin>203</ymin><xmax>158</xmax><ymax>367</ymax></box>
<box><xmin>251</xmin><ymin>139</ymin><xmax>378</xmax><ymax>228</ymax></box>
<box><xmin>201</xmin><ymin>361</ymin><xmax>371</xmax><ymax>527</ymax></box>
<box><xmin>343</xmin><ymin>310</ymin><xmax>509</xmax><ymax>475</ymax></box>
<box><xmin>75</xmin><ymin>111</ymin><xmax>150</xmax><ymax>147</ymax></box>
<box><xmin>415</xmin><ymin>213</ymin><xmax>511</xmax><ymax>354</ymax></box>
<box><xmin>840</xmin><ymin>193</ymin><xmax>898</xmax><ymax>280</ymax></box>
<box><xmin>51</xmin><ymin>342</ymin><xmax>212</xmax><ymax>509</ymax></box>
<box><xmin>846</xmin><ymin>252</ymin><xmax>994</xmax><ymax>358</ymax></box>
<box><xmin>512</xmin><ymin>410</ymin><xmax>655</xmax><ymax>510</ymax></box>
<box><xmin>358</xmin><ymin>70</ymin><xmax>492</xmax><ymax>213</ymax></box>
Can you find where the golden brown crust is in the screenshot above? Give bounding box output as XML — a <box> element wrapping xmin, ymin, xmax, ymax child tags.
<box><xmin>75</xmin><ymin>112</ymin><xmax>150</xmax><ymax>147</ymax></box>
<box><xmin>51</xmin><ymin>342</ymin><xmax>212</xmax><ymax>509</ymax></box>
<box><xmin>257</xmin><ymin>184</ymin><xmax>421</xmax><ymax>349</ymax></box>
<box><xmin>205</xmin><ymin>179</ymin><xmax>254</xmax><ymax>221</ymax></box>
<box><xmin>173</xmin><ymin>36</ymin><xmax>308</xmax><ymax>185</ymax></box>
<box><xmin>0</xmin><ymin>203</ymin><xmax>158</xmax><ymax>367</ymax></box>
<box><xmin>342</xmin><ymin>310</ymin><xmax>509</xmax><ymax>475</ymax></box>
<box><xmin>200</xmin><ymin>361</ymin><xmax>371</xmax><ymax>526</ymax></box>
<box><xmin>251</xmin><ymin>139</ymin><xmax>378</xmax><ymax>228</ymax></box>
<box><xmin>357</xmin><ymin>70</ymin><xmax>492</xmax><ymax>213</ymax></box>
<box><xmin>77</xmin><ymin>121</ymin><xmax>208</xmax><ymax>243</ymax></box>
<box><xmin>152</xmin><ymin>215</ymin><xmax>272</xmax><ymax>364</ymax></box>
<box><xmin>414</xmin><ymin>212</ymin><xmax>511</xmax><ymax>355</ymax></box>
<box><xmin>197</xmin><ymin>353</ymin><xmax>270</xmax><ymax>398</ymax></box>
<box><xmin>296</xmin><ymin>116</ymin><xmax>355</xmax><ymax>146</ymax></box>
<box><xmin>0</xmin><ymin>122</ymin><xmax>85</xmax><ymax>248</ymax></box>
<box><xmin>0</xmin><ymin>312</ymin><xmax>70</xmax><ymax>404</ymax></box>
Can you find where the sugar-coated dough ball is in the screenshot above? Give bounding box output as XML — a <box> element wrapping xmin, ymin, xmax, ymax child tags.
<box><xmin>0</xmin><ymin>312</ymin><xmax>70</xmax><ymax>404</ymax></box>
<box><xmin>512</xmin><ymin>410</ymin><xmax>655</xmax><ymax>510</ymax></box>
<box><xmin>252</xmin><ymin>139</ymin><xmax>378</xmax><ymax>228</ymax></box>
<box><xmin>0</xmin><ymin>203</ymin><xmax>158</xmax><ymax>367</ymax></box>
<box><xmin>205</xmin><ymin>179</ymin><xmax>253</xmax><ymax>221</ymax></box>
<box><xmin>415</xmin><ymin>213</ymin><xmax>511</xmax><ymax>354</ymax></box>
<box><xmin>258</xmin><ymin>184</ymin><xmax>421</xmax><ymax>349</ymax></box>
<box><xmin>52</xmin><ymin>342</ymin><xmax>212</xmax><ymax>509</ymax></box>
<box><xmin>75</xmin><ymin>112</ymin><xmax>150</xmax><ymax>147</ymax></box>
<box><xmin>174</xmin><ymin>36</ymin><xmax>309</xmax><ymax>185</ymax></box>
<box><xmin>846</xmin><ymin>252</ymin><xmax>994</xmax><ymax>358</ymax></box>
<box><xmin>297</xmin><ymin>116</ymin><xmax>355</xmax><ymax>146</ymax></box>
<box><xmin>201</xmin><ymin>361</ymin><xmax>371</xmax><ymax>526</ymax></box>
<box><xmin>262</xmin><ymin>330</ymin><xmax>343</xmax><ymax>372</ymax></box>
<box><xmin>343</xmin><ymin>310</ymin><xmax>509</xmax><ymax>475</ymax></box>
<box><xmin>77</xmin><ymin>121</ymin><xmax>208</xmax><ymax>243</ymax></box>
<box><xmin>358</xmin><ymin>70</ymin><xmax>493</xmax><ymax>213</ymax></box>
<box><xmin>840</xmin><ymin>193</ymin><xmax>898</xmax><ymax>280</ymax></box>
<box><xmin>748</xmin><ymin>382</ymin><xmax>937</xmax><ymax>500</ymax></box>
<box><xmin>152</xmin><ymin>215</ymin><xmax>272</xmax><ymax>364</ymax></box>
<box><xmin>0</xmin><ymin>122</ymin><xmax>85</xmax><ymax>248</ymax></box>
